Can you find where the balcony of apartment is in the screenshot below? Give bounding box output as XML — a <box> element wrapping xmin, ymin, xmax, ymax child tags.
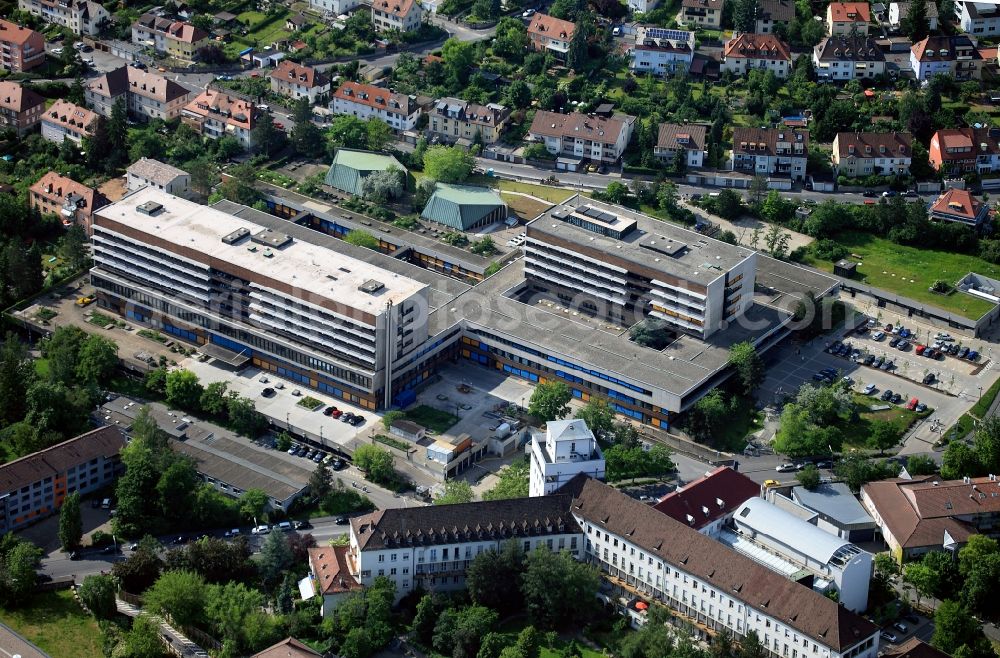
<box><xmin>414</xmin><ymin>560</ymin><xmax>471</xmax><ymax>575</ymax></box>
<box><xmin>597</xmin><ymin>567</ymin><xmax>717</xmax><ymax>637</ymax></box>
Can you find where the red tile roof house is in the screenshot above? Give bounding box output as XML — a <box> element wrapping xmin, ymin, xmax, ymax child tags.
<box><xmin>0</xmin><ymin>18</ymin><xmax>45</xmax><ymax>72</ymax></box>
<box><xmin>269</xmin><ymin>60</ymin><xmax>331</xmax><ymax>105</ymax></box>
<box><xmin>528</xmin><ymin>110</ymin><xmax>637</xmax><ymax>163</ymax></box>
<box><xmin>826</xmin><ymin>1</ymin><xmax>871</xmax><ymax>34</ymax></box>
<box><xmin>0</xmin><ymin>80</ymin><xmax>44</xmax><ymax>135</ymax></box>
<box><xmin>40</xmin><ymin>99</ymin><xmax>97</xmax><ymax>145</ymax></box>
<box><xmin>308</xmin><ymin>545</ymin><xmax>361</xmax><ymax>616</ymax></box>
<box><xmin>181</xmin><ymin>89</ymin><xmax>255</xmax><ymax>150</ymax></box>
<box><xmin>527</xmin><ymin>13</ymin><xmax>576</xmax><ymax>59</ymax></box>
<box><xmin>653</xmin><ymin>466</ymin><xmax>761</xmax><ymax>537</ymax></box>
<box><xmin>928</xmin><ymin>127</ymin><xmax>1000</xmax><ymax>175</ymax></box>
<box><xmin>721</xmin><ymin>33</ymin><xmax>792</xmax><ymax>78</ymax></box>
<box><xmin>860</xmin><ymin>475</ymin><xmax>1000</xmax><ymax>562</ymax></box>
<box><xmin>30</xmin><ymin>172</ymin><xmax>108</xmax><ymax>234</ymax></box>
<box><xmin>929</xmin><ymin>187</ymin><xmax>991</xmax><ymax>226</ymax></box>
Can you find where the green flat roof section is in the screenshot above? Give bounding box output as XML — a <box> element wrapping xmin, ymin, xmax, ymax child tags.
<box><xmin>421</xmin><ymin>183</ymin><xmax>507</xmax><ymax>231</ymax></box>
<box><xmin>324</xmin><ymin>149</ymin><xmax>406</xmax><ymax>196</ymax></box>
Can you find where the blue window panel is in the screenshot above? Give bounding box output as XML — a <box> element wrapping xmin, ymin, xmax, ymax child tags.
<box><xmin>572</xmin><ymin>389</ymin><xmax>582</xmax><ymax>398</ymax></box>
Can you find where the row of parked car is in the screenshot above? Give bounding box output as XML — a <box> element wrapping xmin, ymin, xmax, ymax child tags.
<box><xmin>324</xmin><ymin>405</ymin><xmax>365</xmax><ymax>426</ymax></box>
<box><xmin>866</xmin><ymin>385</ymin><xmax>927</xmax><ymax>412</ymax></box>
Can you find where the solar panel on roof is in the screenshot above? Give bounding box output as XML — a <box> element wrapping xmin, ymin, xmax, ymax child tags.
<box><xmin>598</xmin><ymin>211</ymin><xmax>617</xmax><ymax>223</ymax></box>
<box><xmin>644</xmin><ymin>28</ymin><xmax>692</xmax><ymax>41</ymax></box>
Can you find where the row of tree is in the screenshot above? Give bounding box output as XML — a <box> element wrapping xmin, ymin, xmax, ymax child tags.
<box><xmin>144</xmin><ymin>367</ymin><xmax>268</xmax><ymax>438</ymax></box>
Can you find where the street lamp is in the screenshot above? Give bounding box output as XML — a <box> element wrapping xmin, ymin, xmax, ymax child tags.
<box><xmin>979</xmin><ymin>386</ymin><xmax>984</xmax><ymax>400</ymax></box>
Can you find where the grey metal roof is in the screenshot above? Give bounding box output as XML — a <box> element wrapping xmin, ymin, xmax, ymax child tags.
<box><xmin>420</xmin><ymin>183</ymin><xmax>506</xmax><ymax>230</ymax></box>
<box><xmin>734</xmin><ymin>497</ymin><xmax>858</xmax><ymax>565</ymax></box>
<box><xmin>792</xmin><ymin>482</ymin><xmax>877</xmax><ymax>529</ymax></box>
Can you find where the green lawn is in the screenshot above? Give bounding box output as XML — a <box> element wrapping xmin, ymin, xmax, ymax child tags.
<box><xmin>237</xmin><ymin>9</ymin><xmax>293</xmax><ymax>45</ymax></box>
<box><xmin>716</xmin><ymin>396</ymin><xmax>764</xmax><ymax>453</ymax></box>
<box><xmin>501</xmin><ymin>192</ymin><xmax>552</xmax><ymax>220</ymax></box>
<box><xmin>497</xmin><ymin>180</ymin><xmax>576</xmax><ymax>204</ymax></box>
<box><xmin>0</xmin><ymin>590</ymin><xmax>104</xmax><ymax>658</ymax></box>
<box><xmin>842</xmin><ymin>394</ymin><xmax>928</xmax><ymax>449</ymax></box>
<box><xmin>804</xmin><ymin>232</ymin><xmax>999</xmax><ymax>320</ymax></box>
<box><xmin>405</xmin><ymin>405</ymin><xmax>459</xmax><ymax>433</ymax></box>
<box><xmin>970</xmin><ymin>376</ymin><xmax>1000</xmax><ymax>418</ymax></box>
<box><xmin>34</xmin><ymin>357</ymin><xmax>49</xmax><ymax>378</ymax></box>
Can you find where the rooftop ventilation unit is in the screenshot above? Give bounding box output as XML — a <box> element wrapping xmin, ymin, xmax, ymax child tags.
<box><xmin>251</xmin><ymin>228</ymin><xmax>292</xmax><ymax>249</ymax></box>
<box><xmin>358</xmin><ymin>279</ymin><xmax>385</xmax><ymax>294</ymax></box>
<box><xmin>222</xmin><ymin>227</ymin><xmax>251</xmax><ymax>244</ymax></box>
<box><xmin>137</xmin><ymin>200</ymin><xmax>164</xmax><ymax>216</ymax></box>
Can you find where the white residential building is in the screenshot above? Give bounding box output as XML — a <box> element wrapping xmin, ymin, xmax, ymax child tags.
<box><xmin>309</xmin><ymin>0</ymin><xmax>362</xmax><ymax>15</ymax></box>
<box><xmin>40</xmin><ymin>99</ymin><xmax>95</xmax><ymax>145</ymax></box>
<box><xmin>331</xmin><ymin>81</ymin><xmax>420</xmax><ymax>132</ymax></box>
<box><xmin>528</xmin><ymin>110</ymin><xmax>637</xmax><ymax>163</ymax></box>
<box><xmin>888</xmin><ymin>2</ymin><xmax>939</xmax><ymax>30</ymax></box>
<box><xmin>722</xmin><ymin>33</ymin><xmax>792</xmax><ymax>78</ymax></box>
<box><xmin>529</xmin><ymin>419</ymin><xmax>605</xmax><ymax>497</ymax></box>
<box><xmin>627</xmin><ymin>26</ymin><xmax>695</xmax><ymax>76</ymax></box>
<box><xmin>959</xmin><ymin>0</ymin><xmax>1000</xmax><ymax>34</ymax></box>
<box><xmin>832</xmin><ymin>132</ymin><xmax>912</xmax><ymax>178</ymax></box>
<box><xmin>126</xmin><ymin>158</ymin><xmax>192</xmax><ymax>198</ymax></box>
<box><xmin>731</xmin><ymin>127</ymin><xmax>809</xmax><ymax>181</ymax></box>
<box><xmin>813</xmin><ymin>35</ymin><xmax>886</xmax><ymax>81</ymax></box>
<box><xmin>86</xmin><ymin>66</ymin><xmax>192</xmax><ymax>121</ymax></box>
<box><xmin>654</xmin><ymin>123</ymin><xmax>708</xmax><ymax>168</ymax></box>
<box><xmin>17</xmin><ymin>0</ymin><xmax>108</xmax><ymax>35</ymax></box>
<box><xmin>269</xmin><ymin>60</ymin><xmax>331</xmax><ymax>105</ymax></box>
<box><xmin>371</xmin><ymin>0</ymin><xmax>422</xmax><ymax>32</ymax></box>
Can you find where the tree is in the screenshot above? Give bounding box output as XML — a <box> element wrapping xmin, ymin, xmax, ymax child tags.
<box><xmin>200</xmin><ymin>381</ymin><xmax>229</xmax><ymax>417</ymax></box>
<box><xmin>873</xmin><ymin>552</ymin><xmax>900</xmax><ymax>589</ymax></box>
<box><xmin>76</xmin><ymin>334</ymin><xmax>118</xmax><ymax>385</ymax></box>
<box><xmin>903</xmin><ymin>562</ymin><xmax>937</xmax><ymax>607</ymax></box>
<box><xmin>258</xmin><ymin>530</ymin><xmax>293</xmax><ymax>588</ymax></box>
<box><xmin>932</xmin><ymin>601</ymin><xmax>995</xmax><ymax>658</ymax></box>
<box><xmin>156</xmin><ymin>459</ymin><xmax>199</xmax><ymax>521</ymax></box>
<box><xmin>436</xmin><ymin>479</ymin><xmax>474</xmax><ymax>505</ymax></box>
<box><xmin>763</xmin><ymin>222</ymin><xmax>791</xmax><ymax>258</ymax></box>
<box><xmin>42</xmin><ymin>325</ymin><xmax>86</xmax><ymax>386</ymax></box>
<box><xmin>433</xmin><ymin>605</ymin><xmax>499</xmax><ymax>658</ymax></box>
<box><xmin>602</xmin><ymin>181</ymin><xmax>630</xmax><ymax>205</ymax></box>
<box><xmin>521</xmin><ymin>547</ymin><xmax>600</xmax><ymax>628</ymax></box>
<box><xmin>959</xmin><ymin>534</ymin><xmax>999</xmax><ymax>578</ymax></box>
<box><xmin>904</xmin><ymin>0</ymin><xmax>929</xmax><ymax>41</ymax></box>
<box><xmin>0</xmin><ymin>333</ymin><xmax>33</xmax><ymax>428</ymax></box>
<box><xmin>424</xmin><ymin>145</ymin><xmax>475</xmax><ymax>183</ymax></box>
<box><xmin>412</xmin><ymin>593</ymin><xmax>445</xmax><ymax>645</ymax></box>
<box><xmin>974</xmin><ymin>416</ymin><xmax>1000</xmax><ymax>474</ymax></box>
<box><xmin>204</xmin><ymin>581</ymin><xmax>265</xmax><ymax>649</ymax></box>
<box><xmin>79</xmin><ymin>574</ymin><xmax>116</xmax><ymax>620</ymax></box>
<box><xmin>345</xmin><ymin>229</ymin><xmax>380</xmax><ymax>250</ymax></box>
<box><xmin>238</xmin><ymin>488</ymin><xmax>269</xmax><ymax>522</ymax></box>
<box><xmin>218</xmin><ymin>163</ymin><xmax>261</xmax><ymax>206</ymax></box>
<box><xmin>715</xmin><ymin>189</ymin><xmax>744</xmax><ymax>219</ymax></box>
<box><xmin>566</xmin><ymin>20</ymin><xmax>587</xmax><ymax>71</ymax></box>
<box><xmin>962</xmin><ymin>552</ymin><xmax>1000</xmax><ymax>617</ymax></box>
<box><xmin>366</xmin><ymin>118</ymin><xmax>393</xmax><ymax>152</ymax></box>
<box><xmin>528</xmin><ymin>381</ymin><xmax>573</xmax><ymax>422</ymax></box>
<box><xmin>144</xmin><ymin>570</ymin><xmax>206</xmax><ymax>628</ymax></box>
<box><xmin>114</xmin><ymin>613</ymin><xmax>166</xmax><ymax>658</ymax></box>
<box><xmin>0</xmin><ymin>536</ymin><xmax>42</xmax><ymax>607</ymax></box>
<box><xmin>309</xmin><ymin>462</ymin><xmax>332</xmax><ymax>500</ymax></box>
<box><xmin>187</xmin><ymin>158</ymin><xmax>219</xmax><ymax>200</ymax></box>
<box><xmin>906</xmin><ymin>454</ymin><xmax>937</xmax><ymax>476</ymax></box>
<box><xmin>467</xmin><ymin>541</ymin><xmax>525</xmax><ymax>614</ymax></box>
<box><xmin>353</xmin><ymin>444</ymin><xmax>395</xmax><ymax>483</ymax></box>
<box><xmin>327</xmin><ymin>115</ymin><xmax>369</xmax><ymax>151</ymax></box>
<box><xmin>504</xmin><ymin>80</ymin><xmax>532</xmax><ymax>109</ymax></box>
<box><xmin>165</xmin><ymin>369</ymin><xmax>203</xmax><ymax>411</ymax></box>
<box><xmin>226</xmin><ymin>395</ymin><xmax>266</xmax><ymax>438</ymax></box>
<box><xmin>381</xmin><ymin>410</ymin><xmax>405</xmax><ymax>430</ymax></box>
<box><xmin>577</xmin><ymin>398</ymin><xmax>615</xmax><ymax>440</ymax></box>
<box><xmin>290</xmin><ymin>97</ymin><xmax>324</xmax><ymax>158</ymax></box>
<box><xmin>729</xmin><ymin>341</ymin><xmax>764</xmax><ymax>396</ymax></box>
<box><xmin>58</xmin><ymin>491</ymin><xmax>83</xmax><ymax>552</ymax></box>
<box><xmin>868</xmin><ymin>420</ymin><xmax>900</xmax><ymax>455</ymax></box>
<box><xmin>361</xmin><ymin>167</ymin><xmax>404</xmax><ymax>203</ymax></box>
<box><xmin>796</xmin><ymin>464</ymin><xmax>821</xmax><ymax>489</ymax></box>
<box><xmin>113</xmin><ymin>539</ymin><xmax>164</xmax><ymax>594</ymax></box>
<box><xmin>482</xmin><ymin>458</ymin><xmax>530</xmax><ymax>501</ymax></box>
<box><xmin>251</xmin><ymin>110</ymin><xmax>285</xmax><ymax>157</ymax></box>
<box><xmin>732</xmin><ymin>0</ymin><xmax>758</xmax><ymax>32</ymax></box>
<box><xmin>58</xmin><ymin>223</ymin><xmax>89</xmax><ymax>271</ymax></box>
<box><xmin>941</xmin><ymin>441</ymin><xmax>983</xmax><ymax>480</ymax></box>
<box><xmin>685</xmin><ymin>389</ymin><xmax>730</xmax><ymax>443</ymax></box>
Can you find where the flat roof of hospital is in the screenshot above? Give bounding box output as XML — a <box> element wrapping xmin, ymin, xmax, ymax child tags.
<box><xmin>530</xmin><ymin>195</ymin><xmax>755</xmax><ymax>283</ymax></box>
<box><xmin>96</xmin><ymin>187</ymin><xmax>427</xmax><ymax>313</ymax></box>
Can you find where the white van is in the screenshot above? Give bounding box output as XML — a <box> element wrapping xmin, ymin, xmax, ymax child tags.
<box><xmin>277</xmin><ymin>521</ymin><xmax>293</xmax><ymax>532</ymax></box>
<box><xmin>251</xmin><ymin>524</ymin><xmax>270</xmax><ymax>535</ymax></box>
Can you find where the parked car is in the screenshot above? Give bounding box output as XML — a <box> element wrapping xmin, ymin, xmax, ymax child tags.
<box><xmin>889</xmin><ymin>337</ymin><xmax>900</xmax><ymax>347</ymax></box>
<box><xmin>331</xmin><ymin>408</ymin><xmax>343</xmax><ymax>418</ymax></box>
<box><xmin>294</xmin><ymin>520</ymin><xmax>312</xmax><ymax>530</ymax></box>
<box><xmin>959</xmin><ymin>347</ymin><xmax>970</xmax><ymax>359</ymax></box>
<box><xmin>522</xmin><ymin>7</ymin><xmax>535</xmax><ymax>16</ymax></box>
<box><xmin>968</xmin><ymin>350</ymin><xmax>980</xmax><ymax>361</ymax></box>
<box><xmin>335</xmin><ymin>516</ymin><xmax>349</xmax><ymax>525</ymax></box>
<box><xmin>277</xmin><ymin>521</ymin><xmax>293</xmax><ymax>532</ymax></box>
<box><xmin>891</xmin><ymin>393</ymin><xmax>902</xmax><ymax>404</ymax></box>
<box><xmin>252</xmin><ymin>525</ymin><xmax>271</xmax><ymax>535</ymax></box>
<box><xmin>881</xmin><ymin>632</ymin><xmax>898</xmax><ymax>643</ymax></box>
<box><xmin>915</xmin><ymin>344</ymin><xmax>926</xmax><ymax>355</ymax></box>
<box><xmin>842</xmin><ymin>376</ymin><xmax>854</xmax><ymax>386</ymax></box>
<box><xmin>864</xmin><ymin>354</ymin><xmax>876</xmax><ymax>366</ymax></box>
<box><xmin>915</xmin><ymin>403</ymin><xmax>927</xmax><ymax>413</ymax></box>
<box><xmin>341</xmin><ymin>412</ymin><xmax>354</xmax><ymax>423</ymax></box>
<box><xmin>923</xmin><ymin>373</ymin><xmax>936</xmax><ymax>384</ymax></box>
<box><xmin>224</xmin><ymin>528</ymin><xmax>240</xmax><ymax>538</ymax></box>
<box><xmin>881</xmin><ymin>359</ymin><xmax>893</xmax><ymax>370</ymax></box>
<box><xmin>900</xmin><ymin>328</ymin><xmax>912</xmax><ymax>338</ymax></box>
<box><xmin>863</xmin><ymin>383</ymin><xmax>877</xmax><ymax>395</ymax></box>
<box><xmin>897</xmin><ymin>341</ymin><xmax>910</xmax><ymax>351</ymax></box>
<box><xmin>776</xmin><ymin>463</ymin><xmax>798</xmax><ymax>473</ymax></box>
<box><xmin>324</xmin><ymin>406</ymin><xmax>337</xmax><ymax>416</ymax></box>
<box><xmin>905</xmin><ymin>398</ymin><xmax>918</xmax><ymax>410</ymax></box>
<box><xmin>893</xmin><ymin>622</ymin><xmax>908</xmax><ymax>633</ymax></box>
<box><xmin>873</xmin><ymin>356</ymin><xmax>885</xmax><ymax>368</ymax></box>
<box><xmin>351</xmin><ymin>415</ymin><xmax>365</xmax><ymax>426</ymax></box>
<box><xmin>815</xmin><ymin>460</ymin><xmax>833</xmax><ymax>469</ymax></box>
<box><xmin>881</xmin><ymin>389</ymin><xmax>894</xmax><ymax>401</ymax></box>
<box><xmin>873</xmin><ymin>331</ymin><xmax>885</xmax><ymax>341</ymax></box>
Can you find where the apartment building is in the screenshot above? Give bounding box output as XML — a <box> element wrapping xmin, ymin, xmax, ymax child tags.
<box><xmin>0</xmin><ymin>19</ymin><xmax>44</xmax><ymax>72</ymax></box>
<box><xmin>270</xmin><ymin>60</ymin><xmax>330</xmax><ymax>105</ymax></box>
<box><xmin>928</xmin><ymin>187</ymin><xmax>991</xmax><ymax>226</ymax></box>
<box><xmin>132</xmin><ymin>13</ymin><xmax>209</xmax><ymax>62</ymax></box>
<box><xmin>0</xmin><ymin>426</ymin><xmax>125</xmax><ymax>533</ymax></box>
<box><xmin>90</xmin><ymin>187</ymin><xmax>431</xmax><ymax>412</ymax></box>
<box><xmin>527</xmin><ymin>13</ymin><xmax>576</xmax><ymax>58</ymax></box>
<box><xmin>181</xmin><ymin>89</ymin><xmax>255</xmax><ymax>149</ymax></box>
<box><xmin>680</xmin><ymin>0</ymin><xmax>723</xmax><ymax>27</ymax></box>
<box><xmin>528</xmin><ymin>110</ymin><xmax>637</xmax><ymax>163</ymax></box>
<box><xmin>309</xmin><ymin>0</ymin><xmax>362</xmax><ymax>16</ymax></box>
<box><xmin>0</xmin><ymin>81</ymin><xmax>44</xmax><ymax>135</ymax></box>
<box><xmin>861</xmin><ymin>475</ymin><xmax>1000</xmax><ymax>562</ymax></box>
<box><xmin>928</xmin><ymin>127</ymin><xmax>1000</xmax><ymax>174</ymax></box>
<box><xmin>825</xmin><ymin>2</ymin><xmax>870</xmax><ymax>34</ymax></box>
<box><xmin>86</xmin><ymin>65</ymin><xmax>193</xmax><ymax>121</ymax></box>
<box><xmin>728</xmin><ymin>498</ymin><xmax>872</xmax><ymax>613</ymax></box>
<box><xmin>731</xmin><ymin>127</ymin><xmax>809</xmax><ymax>181</ymax></box>
<box><xmin>756</xmin><ymin>0</ymin><xmax>795</xmax><ymax>33</ymax></box>
<box><xmin>569</xmin><ymin>477</ymin><xmax>880</xmax><ymax>658</ymax></box>
<box><xmin>959</xmin><ymin>0</ymin><xmax>1000</xmax><ymax>34</ymax></box>
<box><xmin>308</xmin><ymin>545</ymin><xmax>362</xmax><ymax>616</ymax></box>
<box><xmin>721</xmin><ymin>33</ymin><xmax>792</xmax><ymax>78</ymax></box>
<box><xmin>348</xmin><ymin>495</ymin><xmax>584</xmax><ymax>595</ymax></box>
<box><xmin>652</xmin><ymin>466</ymin><xmax>761</xmax><ymax>538</ymax></box>
<box><xmin>17</xmin><ymin>0</ymin><xmax>108</xmax><ymax>35</ymax></box>
<box><xmin>888</xmin><ymin>2</ymin><xmax>939</xmax><ymax>30</ymax></box>
<box><xmin>40</xmin><ymin>99</ymin><xmax>96</xmax><ymax>145</ymax></box>
<box><xmin>627</xmin><ymin>27</ymin><xmax>695</xmax><ymax>76</ymax></box>
<box><xmin>30</xmin><ymin>171</ymin><xmax>107</xmax><ymax>233</ymax></box>
<box><xmin>523</xmin><ymin>196</ymin><xmax>756</xmax><ymax>338</ymax></box>
<box><xmin>371</xmin><ymin>0</ymin><xmax>422</xmax><ymax>32</ymax></box>
<box><xmin>126</xmin><ymin>157</ymin><xmax>192</xmax><ymax>198</ymax></box>
<box><xmin>528</xmin><ymin>419</ymin><xmax>605</xmax><ymax>497</ymax></box>
<box><xmin>428</xmin><ymin>98</ymin><xmax>508</xmax><ymax>145</ymax></box>
<box><xmin>813</xmin><ymin>35</ymin><xmax>886</xmax><ymax>80</ymax></box>
<box><xmin>628</xmin><ymin>0</ymin><xmax>660</xmax><ymax>12</ymax></box>
<box><xmin>654</xmin><ymin>123</ymin><xmax>707</xmax><ymax>168</ymax></box>
<box><xmin>331</xmin><ymin>81</ymin><xmax>420</xmax><ymax>132</ymax></box>
<box><xmin>910</xmin><ymin>35</ymin><xmax>982</xmax><ymax>80</ymax></box>
<box><xmin>832</xmin><ymin>132</ymin><xmax>912</xmax><ymax>178</ymax></box>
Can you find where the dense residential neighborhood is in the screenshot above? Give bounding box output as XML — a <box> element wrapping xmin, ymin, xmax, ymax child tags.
<box><xmin>4</xmin><ymin>0</ymin><xmax>1000</xmax><ymax>654</ymax></box>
